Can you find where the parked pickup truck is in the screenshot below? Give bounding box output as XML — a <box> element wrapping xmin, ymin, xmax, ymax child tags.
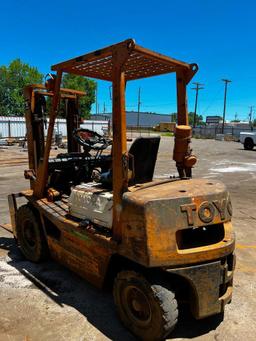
<box><xmin>240</xmin><ymin>132</ymin><xmax>256</xmax><ymax>150</ymax></box>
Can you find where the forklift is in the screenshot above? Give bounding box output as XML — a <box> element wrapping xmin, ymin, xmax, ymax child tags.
<box><xmin>8</xmin><ymin>39</ymin><xmax>235</xmax><ymax>340</ymax></box>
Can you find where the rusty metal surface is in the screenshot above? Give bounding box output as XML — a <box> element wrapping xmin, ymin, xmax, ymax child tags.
<box><xmin>26</xmin><ymin>83</ymin><xmax>86</xmax><ymax>97</ymax></box>
<box><xmin>24</xmin><ymin>82</ymin><xmax>86</xmax><ymax>197</ymax></box>
<box><xmin>23</xmin><ymin>86</ymin><xmax>36</xmax><ymax>173</ymax></box>
<box><xmin>173</xmin><ymin>125</ymin><xmax>197</xmax><ymax>178</ymax></box>
<box><xmin>7</xmin><ymin>40</ymin><xmax>235</xmax><ymax>325</ymax></box>
<box><xmin>31</xmin><ymin>197</ymin><xmax>117</xmax><ymax>288</ymax></box>
<box><xmin>111</xmin><ymin>46</ymin><xmax>129</xmax><ymax>241</ymax></box>
<box><xmin>29</xmin><ymin>39</ymin><xmax>199</xmax><ymax>240</ymax></box>
<box><xmin>7</xmin><ymin>192</ymin><xmax>25</xmax><ymax>238</ymax></box>
<box><xmin>49</xmin><ymin>39</ymin><xmax>197</xmax><ymax>240</ymax></box>
<box><xmin>6</xmin><ymin>190</ymin><xmax>117</xmax><ymax>287</ymax></box>
<box><xmin>120</xmin><ymin>178</ymin><xmax>235</xmax><ymax>267</ymax></box>
<box><xmin>52</xmin><ymin>39</ymin><xmax>198</xmax><ymax>81</ymax></box>
<box><xmin>167</xmin><ymin>253</ymin><xmax>235</xmax><ymax>319</ymax></box>
<box><xmin>34</xmin><ymin>70</ymin><xmax>63</xmax><ymax>198</ymax></box>
<box><xmin>0</xmin><ymin>223</ymin><xmax>13</xmax><ymax>233</ymax></box>
<box><xmin>47</xmin><ymin>232</ymin><xmax>113</xmax><ymax>288</ymax></box>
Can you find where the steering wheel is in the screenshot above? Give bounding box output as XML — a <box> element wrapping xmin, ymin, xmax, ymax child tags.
<box><xmin>73</xmin><ymin>128</ymin><xmax>112</xmax><ymax>151</ymax></box>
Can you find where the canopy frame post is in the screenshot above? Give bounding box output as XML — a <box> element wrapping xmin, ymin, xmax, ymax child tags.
<box><xmin>34</xmin><ymin>70</ymin><xmax>63</xmax><ymax>198</ymax></box>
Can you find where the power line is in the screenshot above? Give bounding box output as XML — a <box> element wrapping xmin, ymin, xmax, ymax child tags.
<box><xmin>201</xmin><ymin>88</ymin><xmax>223</xmax><ymax>115</ymax></box>
<box><xmin>191</xmin><ymin>82</ymin><xmax>204</xmax><ymax>128</ymax></box>
<box><xmin>221</xmin><ymin>79</ymin><xmax>232</xmax><ymax>133</ymax></box>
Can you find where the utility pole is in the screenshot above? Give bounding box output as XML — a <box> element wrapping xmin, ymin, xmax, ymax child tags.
<box><xmin>136</xmin><ymin>87</ymin><xmax>142</xmax><ymax>130</ymax></box>
<box><xmin>221</xmin><ymin>79</ymin><xmax>232</xmax><ymax>133</ymax></box>
<box><xmin>249</xmin><ymin>106</ymin><xmax>254</xmax><ymax>123</ymax></box>
<box><xmin>191</xmin><ymin>82</ymin><xmax>204</xmax><ymax>128</ymax></box>
<box><xmin>103</xmin><ymin>102</ymin><xmax>106</xmax><ymax>115</ymax></box>
<box><xmin>95</xmin><ymin>84</ymin><xmax>98</xmax><ymax>115</ymax></box>
<box><xmin>249</xmin><ymin>106</ymin><xmax>254</xmax><ymax>130</ymax></box>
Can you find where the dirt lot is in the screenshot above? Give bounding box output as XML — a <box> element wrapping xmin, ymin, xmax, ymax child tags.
<box><xmin>0</xmin><ymin>138</ymin><xmax>256</xmax><ymax>341</ymax></box>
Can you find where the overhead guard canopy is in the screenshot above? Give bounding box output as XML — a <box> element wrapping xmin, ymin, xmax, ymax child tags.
<box><xmin>51</xmin><ymin>39</ymin><xmax>198</xmax><ymax>82</ymax></box>
<box><xmin>25</xmin><ymin>84</ymin><xmax>86</xmax><ymax>99</ymax></box>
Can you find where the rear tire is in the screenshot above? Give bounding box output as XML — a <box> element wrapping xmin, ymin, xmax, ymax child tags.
<box><xmin>16</xmin><ymin>204</ymin><xmax>48</xmax><ymax>262</ymax></box>
<box><xmin>244</xmin><ymin>138</ymin><xmax>254</xmax><ymax>150</ymax></box>
<box><xmin>113</xmin><ymin>271</ymin><xmax>178</xmax><ymax>340</ymax></box>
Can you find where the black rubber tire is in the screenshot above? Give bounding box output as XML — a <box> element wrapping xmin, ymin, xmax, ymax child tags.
<box><xmin>16</xmin><ymin>204</ymin><xmax>48</xmax><ymax>262</ymax></box>
<box><xmin>113</xmin><ymin>271</ymin><xmax>178</xmax><ymax>340</ymax></box>
<box><xmin>244</xmin><ymin>138</ymin><xmax>254</xmax><ymax>150</ymax></box>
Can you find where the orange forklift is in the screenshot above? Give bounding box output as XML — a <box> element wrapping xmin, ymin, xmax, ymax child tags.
<box><xmin>8</xmin><ymin>39</ymin><xmax>235</xmax><ymax>340</ymax></box>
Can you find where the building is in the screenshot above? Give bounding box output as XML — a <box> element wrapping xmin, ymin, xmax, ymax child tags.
<box><xmin>91</xmin><ymin>111</ymin><xmax>171</xmax><ymax>127</ymax></box>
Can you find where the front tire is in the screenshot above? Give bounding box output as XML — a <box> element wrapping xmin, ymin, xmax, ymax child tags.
<box><xmin>113</xmin><ymin>271</ymin><xmax>178</xmax><ymax>340</ymax></box>
<box><xmin>244</xmin><ymin>138</ymin><xmax>254</xmax><ymax>150</ymax></box>
<box><xmin>16</xmin><ymin>204</ymin><xmax>48</xmax><ymax>262</ymax></box>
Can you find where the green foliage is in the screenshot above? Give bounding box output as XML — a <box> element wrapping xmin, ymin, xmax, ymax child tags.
<box><xmin>253</xmin><ymin>119</ymin><xmax>256</xmax><ymax>127</ymax></box>
<box><xmin>62</xmin><ymin>73</ymin><xmax>96</xmax><ymax>118</ymax></box>
<box><xmin>0</xmin><ymin>59</ymin><xmax>43</xmax><ymax>116</ymax></box>
<box><xmin>170</xmin><ymin>113</ymin><xmax>177</xmax><ymax>122</ymax></box>
<box><xmin>170</xmin><ymin>112</ymin><xmax>205</xmax><ymax>126</ymax></box>
<box><xmin>0</xmin><ymin>60</ymin><xmax>96</xmax><ymax>118</ymax></box>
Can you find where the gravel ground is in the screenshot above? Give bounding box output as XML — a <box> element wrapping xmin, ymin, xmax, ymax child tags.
<box><xmin>0</xmin><ymin>137</ymin><xmax>256</xmax><ymax>341</ymax></box>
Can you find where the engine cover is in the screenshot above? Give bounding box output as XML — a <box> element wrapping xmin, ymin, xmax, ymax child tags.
<box><xmin>119</xmin><ymin>178</ymin><xmax>234</xmax><ymax>267</ymax></box>
<box><xmin>68</xmin><ymin>183</ymin><xmax>113</xmax><ymax>228</ymax></box>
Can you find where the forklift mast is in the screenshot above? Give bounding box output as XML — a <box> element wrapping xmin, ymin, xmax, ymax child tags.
<box><xmin>23</xmin><ymin>84</ymin><xmax>86</xmax><ymax>182</ymax></box>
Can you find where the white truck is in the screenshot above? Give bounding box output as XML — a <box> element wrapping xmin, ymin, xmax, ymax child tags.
<box><xmin>240</xmin><ymin>131</ymin><xmax>256</xmax><ymax>150</ymax></box>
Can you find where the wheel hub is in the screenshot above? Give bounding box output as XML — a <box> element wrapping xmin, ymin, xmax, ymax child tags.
<box><xmin>132</xmin><ymin>299</ymin><xmax>143</xmax><ymax>312</ymax></box>
<box><xmin>23</xmin><ymin>220</ymin><xmax>36</xmax><ymax>247</ymax></box>
<box><xmin>124</xmin><ymin>286</ymin><xmax>152</xmax><ymax>325</ymax></box>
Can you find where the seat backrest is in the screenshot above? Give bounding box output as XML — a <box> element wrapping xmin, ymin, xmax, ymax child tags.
<box><xmin>128</xmin><ymin>136</ymin><xmax>160</xmax><ymax>184</ymax></box>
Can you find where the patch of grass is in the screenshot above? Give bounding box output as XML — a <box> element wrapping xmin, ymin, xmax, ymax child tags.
<box><xmin>161</xmin><ymin>132</ymin><xmax>174</xmax><ymax>137</ymax></box>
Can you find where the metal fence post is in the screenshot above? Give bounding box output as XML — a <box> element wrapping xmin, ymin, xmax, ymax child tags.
<box><xmin>8</xmin><ymin>119</ymin><xmax>11</xmax><ymax>138</ymax></box>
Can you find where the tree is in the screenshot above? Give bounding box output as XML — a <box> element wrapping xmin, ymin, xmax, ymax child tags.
<box><xmin>188</xmin><ymin>112</ymin><xmax>205</xmax><ymax>126</ymax></box>
<box><xmin>62</xmin><ymin>74</ymin><xmax>96</xmax><ymax>118</ymax></box>
<box><xmin>170</xmin><ymin>112</ymin><xmax>177</xmax><ymax>122</ymax></box>
<box><xmin>0</xmin><ymin>59</ymin><xmax>43</xmax><ymax>116</ymax></box>
<box><xmin>170</xmin><ymin>112</ymin><xmax>205</xmax><ymax>126</ymax></box>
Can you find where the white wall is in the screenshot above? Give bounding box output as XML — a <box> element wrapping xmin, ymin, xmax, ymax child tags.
<box><xmin>0</xmin><ymin>117</ymin><xmax>108</xmax><ymax>138</ymax></box>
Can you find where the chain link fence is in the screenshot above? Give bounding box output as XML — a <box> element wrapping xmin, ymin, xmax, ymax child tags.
<box><xmin>192</xmin><ymin>125</ymin><xmax>253</xmax><ymax>140</ymax></box>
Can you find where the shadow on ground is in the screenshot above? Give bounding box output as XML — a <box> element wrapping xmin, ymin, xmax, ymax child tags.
<box><xmin>237</xmin><ymin>148</ymin><xmax>256</xmax><ymax>152</ymax></box>
<box><xmin>0</xmin><ymin>236</ymin><xmax>223</xmax><ymax>340</ymax></box>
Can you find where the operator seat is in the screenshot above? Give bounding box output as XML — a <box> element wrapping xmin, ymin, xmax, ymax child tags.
<box><xmin>128</xmin><ymin>136</ymin><xmax>160</xmax><ymax>185</ymax></box>
<box><xmin>68</xmin><ymin>136</ymin><xmax>161</xmax><ymax>226</ymax></box>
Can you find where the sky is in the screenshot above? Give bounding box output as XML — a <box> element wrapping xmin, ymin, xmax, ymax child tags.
<box><xmin>0</xmin><ymin>0</ymin><xmax>255</xmax><ymax>121</ymax></box>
